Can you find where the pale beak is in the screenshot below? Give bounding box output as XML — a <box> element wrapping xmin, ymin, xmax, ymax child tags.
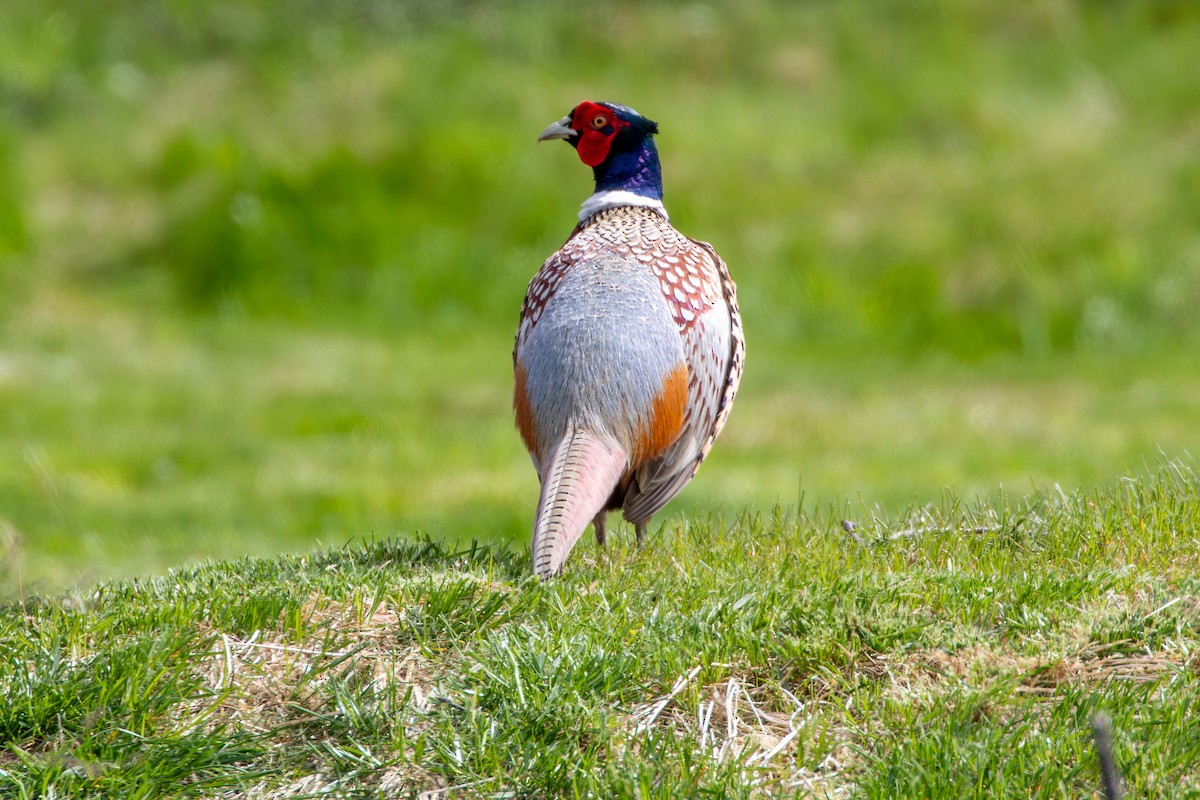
<box><xmin>537</xmin><ymin>115</ymin><xmax>577</xmax><ymax>142</ymax></box>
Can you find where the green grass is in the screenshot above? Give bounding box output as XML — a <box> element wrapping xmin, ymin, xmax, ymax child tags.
<box><xmin>2</xmin><ymin>464</ymin><xmax>1197</xmax><ymax>797</ymax></box>
<box><xmin>3</xmin><ymin>297</ymin><xmax>1199</xmax><ymax>595</ymax></box>
<box><xmin>3</xmin><ymin>0</ymin><xmax>1200</xmax><ymax>592</ymax></box>
<box><xmin>5</xmin><ymin>1</ymin><xmax>1197</xmax><ymax>352</ymax></box>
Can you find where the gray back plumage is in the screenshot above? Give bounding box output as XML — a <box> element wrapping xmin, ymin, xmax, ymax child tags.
<box><xmin>519</xmin><ymin>252</ymin><xmax>685</xmax><ymax>468</ymax></box>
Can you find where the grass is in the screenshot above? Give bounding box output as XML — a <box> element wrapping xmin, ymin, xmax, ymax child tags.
<box><xmin>1</xmin><ymin>2</ymin><xmax>1199</xmax><ymax>792</ymax></box>
<box><xmin>4</xmin><ymin>293</ymin><xmax>1198</xmax><ymax>594</ymax></box>
<box><xmin>3</xmin><ymin>0</ymin><xmax>1200</xmax><ymax>592</ymax></box>
<box><xmin>1</xmin><ymin>462</ymin><xmax>1197</xmax><ymax>797</ymax></box>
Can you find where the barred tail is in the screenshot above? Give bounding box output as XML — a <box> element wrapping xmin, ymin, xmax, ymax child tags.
<box><xmin>532</xmin><ymin>426</ymin><xmax>627</xmax><ymax>579</ymax></box>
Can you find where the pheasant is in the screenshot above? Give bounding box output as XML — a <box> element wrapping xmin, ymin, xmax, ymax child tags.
<box><xmin>514</xmin><ymin>101</ymin><xmax>745</xmax><ymax>579</ymax></box>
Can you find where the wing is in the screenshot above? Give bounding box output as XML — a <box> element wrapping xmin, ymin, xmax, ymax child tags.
<box><xmin>621</xmin><ymin>238</ymin><xmax>745</xmax><ymax>523</ymax></box>
<box><xmin>514</xmin><ymin>248</ymin><xmax>573</xmax><ymax>367</ymax></box>
<box><xmin>513</xmin><ymin>246</ymin><xmax>577</xmax><ymax>474</ymax></box>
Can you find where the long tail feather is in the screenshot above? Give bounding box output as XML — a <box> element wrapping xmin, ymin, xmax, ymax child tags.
<box><xmin>532</xmin><ymin>427</ymin><xmax>627</xmax><ymax>579</ymax></box>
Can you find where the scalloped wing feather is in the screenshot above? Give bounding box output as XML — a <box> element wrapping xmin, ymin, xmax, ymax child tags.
<box><xmin>621</xmin><ymin>238</ymin><xmax>744</xmax><ymax>523</ymax></box>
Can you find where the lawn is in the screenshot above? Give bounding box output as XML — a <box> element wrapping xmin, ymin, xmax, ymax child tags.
<box><xmin>0</xmin><ymin>2</ymin><xmax>1199</xmax><ymax>793</ymax></box>
<box><xmin>2</xmin><ymin>0</ymin><xmax>1197</xmax><ymax>595</ymax></box>
<box><xmin>4</xmin><ymin>300</ymin><xmax>1198</xmax><ymax>595</ymax></box>
<box><xmin>1</xmin><ymin>466</ymin><xmax>1197</xmax><ymax>796</ymax></box>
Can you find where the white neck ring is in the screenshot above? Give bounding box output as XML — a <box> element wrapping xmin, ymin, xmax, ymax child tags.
<box><xmin>578</xmin><ymin>190</ymin><xmax>669</xmax><ymax>223</ymax></box>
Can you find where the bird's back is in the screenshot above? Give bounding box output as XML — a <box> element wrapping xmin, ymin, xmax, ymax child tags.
<box><xmin>514</xmin><ymin>206</ymin><xmax>743</xmax><ymax>576</ymax></box>
<box><xmin>517</xmin><ymin>249</ymin><xmax>686</xmax><ymax>466</ymax></box>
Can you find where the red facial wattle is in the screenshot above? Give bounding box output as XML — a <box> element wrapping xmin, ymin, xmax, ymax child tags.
<box><xmin>571</xmin><ymin>101</ymin><xmax>628</xmax><ymax>167</ymax></box>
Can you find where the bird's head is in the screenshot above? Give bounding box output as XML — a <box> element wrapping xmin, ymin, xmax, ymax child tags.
<box><xmin>537</xmin><ymin>101</ymin><xmax>659</xmax><ymax>168</ymax></box>
<box><xmin>538</xmin><ymin>101</ymin><xmax>663</xmax><ymax>202</ymax></box>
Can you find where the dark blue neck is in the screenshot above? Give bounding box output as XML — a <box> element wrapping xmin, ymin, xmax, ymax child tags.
<box><xmin>592</xmin><ymin>137</ymin><xmax>663</xmax><ymax>200</ymax></box>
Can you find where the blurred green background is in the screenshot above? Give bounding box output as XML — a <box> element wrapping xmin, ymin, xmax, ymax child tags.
<box><xmin>2</xmin><ymin>0</ymin><xmax>1198</xmax><ymax>596</ymax></box>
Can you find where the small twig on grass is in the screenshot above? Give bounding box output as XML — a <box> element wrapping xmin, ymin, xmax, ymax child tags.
<box><xmin>433</xmin><ymin>696</ymin><xmax>465</xmax><ymax>712</ymax></box>
<box><xmin>417</xmin><ymin>776</ymin><xmax>497</xmax><ymax>800</ymax></box>
<box><xmin>842</xmin><ymin>520</ymin><xmax>1004</xmax><ymax>542</ymax></box>
<box><xmin>1092</xmin><ymin>713</ymin><xmax>1123</xmax><ymax>800</ymax></box>
<box><xmin>726</xmin><ymin>677</ymin><xmax>738</xmax><ymax>741</ymax></box>
<box><xmin>1142</xmin><ymin>595</ymin><xmax>1184</xmax><ymax>621</ymax></box>
<box><xmin>637</xmin><ymin>665</ymin><xmax>703</xmax><ymax>734</ymax></box>
<box><xmin>755</xmin><ymin>724</ymin><xmax>801</xmax><ymax>765</ymax></box>
<box><xmin>698</xmin><ymin>699</ymin><xmax>715</xmax><ymax>751</ymax></box>
<box><xmin>235</xmin><ymin>639</ymin><xmax>355</xmax><ymax>658</ymax></box>
<box><xmin>740</xmin><ymin>683</ymin><xmax>772</xmax><ymax>732</ymax></box>
<box><xmin>888</xmin><ymin>524</ymin><xmax>1002</xmax><ymax>541</ymax></box>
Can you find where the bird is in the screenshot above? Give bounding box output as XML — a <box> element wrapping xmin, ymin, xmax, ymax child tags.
<box><xmin>512</xmin><ymin>100</ymin><xmax>745</xmax><ymax>580</ymax></box>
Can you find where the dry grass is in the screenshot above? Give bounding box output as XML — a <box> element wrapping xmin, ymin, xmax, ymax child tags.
<box><xmin>608</xmin><ymin>636</ymin><xmax>1196</xmax><ymax>799</ymax></box>
<box><xmin>184</xmin><ymin>597</ymin><xmax>443</xmax><ymax>797</ymax></box>
<box><xmin>617</xmin><ymin>666</ymin><xmax>852</xmax><ymax>797</ymax></box>
<box><xmin>878</xmin><ymin>647</ymin><xmax>1194</xmax><ymax>700</ymax></box>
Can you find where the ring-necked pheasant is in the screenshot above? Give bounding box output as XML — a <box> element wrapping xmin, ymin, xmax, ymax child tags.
<box><xmin>514</xmin><ymin>101</ymin><xmax>745</xmax><ymax>579</ymax></box>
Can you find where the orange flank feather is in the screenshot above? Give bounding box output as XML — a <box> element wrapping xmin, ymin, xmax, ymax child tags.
<box><xmin>635</xmin><ymin>364</ymin><xmax>688</xmax><ymax>464</ymax></box>
<box><xmin>513</xmin><ymin>363</ymin><xmax>538</xmax><ymax>456</ymax></box>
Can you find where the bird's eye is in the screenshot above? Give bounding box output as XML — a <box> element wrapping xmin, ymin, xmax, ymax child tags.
<box><xmin>590</xmin><ymin>115</ymin><xmax>608</xmax><ymax>130</ymax></box>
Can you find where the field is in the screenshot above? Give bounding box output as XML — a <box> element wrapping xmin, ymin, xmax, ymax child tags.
<box><xmin>0</xmin><ymin>0</ymin><xmax>1198</xmax><ymax>795</ymax></box>
<box><xmin>2</xmin><ymin>0</ymin><xmax>1198</xmax><ymax>595</ymax></box>
<box><xmin>2</xmin><ymin>469</ymin><xmax>1198</xmax><ymax>796</ymax></box>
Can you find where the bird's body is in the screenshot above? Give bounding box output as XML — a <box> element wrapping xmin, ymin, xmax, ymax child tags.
<box><xmin>514</xmin><ymin>102</ymin><xmax>744</xmax><ymax>579</ymax></box>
